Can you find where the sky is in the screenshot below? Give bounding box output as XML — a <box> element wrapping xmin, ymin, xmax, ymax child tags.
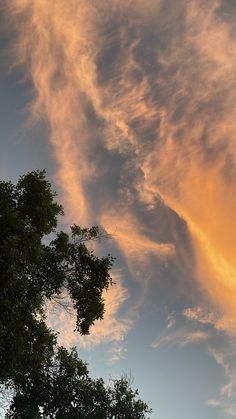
<box><xmin>1</xmin><ymin>0</ymin><xmax>236</xmax><ymax>417</ymax></box>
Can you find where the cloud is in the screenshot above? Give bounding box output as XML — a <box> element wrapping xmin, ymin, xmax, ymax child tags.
<box><xmin>151</xmin><ymin>328</ymin><xmax>209</xmax><ymax>349</ymax></box>
<box><xmin>183</xmin><ymin>305</ymin><xmax>236</xmax><ymax>417</ymax></box>
<box><xmin>183</xmin><ymin>307</ymin><xmax>218</xmax><ymax>326</ymax></box>
<box><xmin>102</xmin><ymin>209</ymin><xmax>174</xmax><ymax>275</ymax></box>
<box><xmin>6</xmin><ymin>0</ymin><xmax>236</xmax><ymax>349</ymax></box>
<box><xmin>166</xmin><ymin>311</ymin><xmax>176</xmax><ymax>329</ymax></box>
<box><xmin>107</xmin><ymin>345</ymin><xmax>127</xmax><ymax>364</ymax></box>
<box><xmin>182</xmin><ymin>306</ymin><xmax>230</xmax><ymax>332</ymax></box>
<box><xmin>207</xmin><ymin>346</ymin><xmax>236</xmax><ymax>417</ymax></box>
<box><xmin>183</xmin><ymin>304</ymin><xmax>236</xmax><ymax>337</ymax></box>
<box><xmin>138</xmin><ymin>0</ymin><xmax>236</xmax><ymax>334</ymax></box>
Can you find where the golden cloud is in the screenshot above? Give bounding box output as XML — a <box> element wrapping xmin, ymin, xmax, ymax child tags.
<box><xmin>7</xmin><ymin>0</ymin><xmax>236</xmax><ymax>342</ymax></box>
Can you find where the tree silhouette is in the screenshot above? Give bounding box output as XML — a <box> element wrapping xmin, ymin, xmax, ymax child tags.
<box><xmin>0</xmin><ymin>170</ymin><xmax>151</xmax><ymax>418</ymax></box>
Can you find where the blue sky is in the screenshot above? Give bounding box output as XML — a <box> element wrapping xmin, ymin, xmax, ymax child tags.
<box><xmin>2</xmin><ymin>1</ymin><xmax>236</xmax><ymax>418</ymax></box>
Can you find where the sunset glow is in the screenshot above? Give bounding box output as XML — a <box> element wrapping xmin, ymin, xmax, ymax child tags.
<box><xmin>3</xmin><ymin>0</ymin><xmax>236</xmax><ymax>417</ymax></box>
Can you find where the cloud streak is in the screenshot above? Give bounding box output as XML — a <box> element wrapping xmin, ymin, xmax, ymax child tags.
<box><xmin>151</xmin><ymin>328</ymin><xmax>209</xmax><ymax>349</ymax></box>
<box><xmin>207</xmin><ymin>346</ymin><xmax>236</xmax><ymax>417</ymax></box>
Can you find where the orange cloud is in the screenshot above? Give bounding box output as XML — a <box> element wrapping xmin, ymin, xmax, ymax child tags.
<box><xmin>140</xmin><ymin>1</ymin><xmax>236</xmax><ymax>332</ymax></box>
<box><xmin>102</xmin><ymin>210</ymin><xmax>174</xmax><ymax>263</ymax></box>
<box><xmin>7</xmin><ymin>0</ymin><xmax>236</xmax><ymax>342</ymax></box>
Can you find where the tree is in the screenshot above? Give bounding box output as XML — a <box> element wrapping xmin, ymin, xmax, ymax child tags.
<box><xmin>6</xmin><ymin>346</ymin><xmax>151</xmax><ymax>419</ymax></box>
<box><xmin>0</xmin><ymin>170</ymin><xmax>151</xmax><ymax>418</ymax></box>
<box><xmin>0</xmin><ymin>170</ymin><xmax>113</xmax><ymax>383</ymax></box>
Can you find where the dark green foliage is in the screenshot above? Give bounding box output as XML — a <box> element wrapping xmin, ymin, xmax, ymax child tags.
<box><xmin>6</xmin><ymin>347</ymin><xmax>151</xmax><ymax>419</ymax></box>
<box><xmin>0</xmin><ymin>170</ymin><xmax>151</xmax><ymax>418</ymax></box>
<box><xmin>0</xmin><ymin>170</ymin><xmax>113</xmax><ymax>383</ymax></box>
<box><xmin>16</xmin><ymin>169</ymin><xmax>63</xmax><ymax>235</ymax></box>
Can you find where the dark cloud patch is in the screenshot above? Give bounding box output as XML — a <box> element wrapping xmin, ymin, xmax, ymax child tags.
<box><xmin>83</xmin><ymin>147</ymin><xmax>130</xmax><ymax>220</ymax></box>
<box><xmin>155</xmin><ymin>0</ymin><xmax>188</xmax><ymax>43</ymax></box>
<box><xmin>149</xmin><ymin>258</ymin><xmax>198</xmax><ymax>308</ymax></box>
<box><xmin>132</xmin><ymin>32</ymin><xmax>160</xmax><ymax>75</ymax></box>
<box><xmin>96</xmin><ymin>18</ymin><xmax>137</xmax><ymax>86</ymax></box>
<box><xmin>215</xmin><ymin>0</ymin><xmax>236</xmax><ymax>22</ymax></box>
<box><xmin>135</xmin><ymin>201</ymin><xmax>198</xmax><ymax>303</ymax></box>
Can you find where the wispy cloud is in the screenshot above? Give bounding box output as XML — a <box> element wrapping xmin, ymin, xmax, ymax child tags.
<box><xmin>166</xmin><ymin>311</ymin><xmax>176</xmax><ymax>329</ymax></box>
<box><xmin>139</xmin><ymin>0</ymin><xmax>236</xmax><ymax>335</ymax></box>
<box><xmin>183</xmin><ymin>307</ymin><xmax>218</xmax><ymax>326</ymax></box>
<box><xmin>151</xmin><ymin>328</ymin><xmax>209</xmax><ymax>349</ymax></box>
<box><xmin>183</xmin><ymin>306</ymin><xmax>236</xmax><ymax>337</ymax></box>
<box><xmin>183</xmin><ymin>305</ymin><xmax>236</xmax><ymax>417</ymax></box>
<box><xmin>107</xmin><ymin>345</ymin><xmax>127</xmax><ymax>365</ymax></box>
<box><xmin>207</xmin><ymin>346</ymin><xmax>236</xmax><ymax>417</ymax></box>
